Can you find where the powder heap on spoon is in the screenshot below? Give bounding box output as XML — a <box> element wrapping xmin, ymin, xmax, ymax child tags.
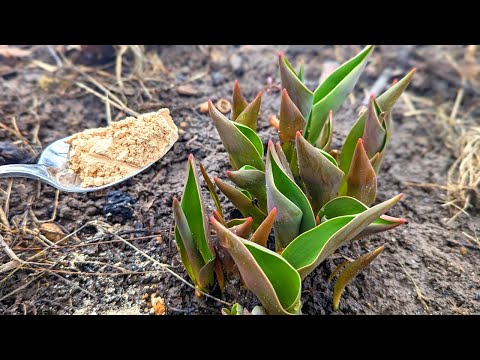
<box><xmin>65</xmin><ymin>109</ymin><xmax>178</xmax><ymax>187</ymax></box>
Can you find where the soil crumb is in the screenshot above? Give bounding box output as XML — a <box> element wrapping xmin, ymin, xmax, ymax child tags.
<box><xmin>66</xmin><ymin>109</ymin><xmax>178</xmax><ymax>187</ymax></box>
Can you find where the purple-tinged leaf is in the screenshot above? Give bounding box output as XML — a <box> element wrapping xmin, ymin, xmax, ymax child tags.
<box><xmin>230</xmin><ymin>217</ymin><xmax>253</xmax><ymax>238</ymax></box>
<box><xmin>211</xmin><ymin>216</ymin><xmax>302</xmax><ymax>315</ymax></box>
<box><xmin>340</xmin><ymin>68</ymin><xmax>416</xmax><ymax>177</ymax></box>
<box><xmin>214</xmin><ymin>176</ymin><xmax>266</xmax><ymax>229</ymax></box>
<box><xmin>227</xmin><ymin>166</ymin><xmax>267</xmax><ymax>213</ymax></box>
<box><xmin>232</xmin><ymin>80</ymin><xmax>248</xmax><ymax>121</ymax></box>
<box><xmin>209</xmin><ymin>100</ymin><xmax>264</xmax><ymax>171</ymax></box>
<box><xmin>279</xmin><ymin>89</ymin><xmax>307</xmax><ymax>162</ymax></box>
<box><xmin>235</xmin><ymin>91</ymin><xmax>262</xmax><ymax>131</ymax></box>
<box><xmin>296</xmin><ymin>131</ymin><xmax>344</xmax><ymax>214</ymax></box>
<box><xmin>363</xmin><ymin>96</ymin><xmax>386</xmax><ymax>158</ymax></box>
<box><xmin>275</xmin><ymin>142</ymin><xmax>294</xmax><ymax>180</ymax></box>
<box><xmin>342</xmin><ymin>138</ymin><xmax>377</xmax><ymax>206</ymax></box>
<box><xmin>279</xmin><ymin>52</ymin><xmax>313</xmax><ymax>120</ymax></box>
<box><xmin>250</xmin><ymin>207</ymin><xmax>277</xmax><ymax>247</ymax></box>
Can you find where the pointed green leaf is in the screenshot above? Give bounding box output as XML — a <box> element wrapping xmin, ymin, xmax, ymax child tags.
<box><xmin>339</xmin><ymin>68</ymin><xmax>416</xmax><ymax>176</ymax></box>
<box><xmin>227</xmin><ymin>167</ymin><xmax>267</xmax><ymax>213</ymax></box>
<box><xmin>281</xmin><ymin>194</ymin><xmax>403</xmax><ymax>279</ymax></box>
<box><xmin>316</xmin><ymin>111</ymin><xmax>333</xmax><ymax>150</ymax></box>
<box><xmin>200</xmin><ymin>162</ymin><xmax>224</xmax><ymax>222</ymax></box>
<box><xmin>232</xmin><ymin>80</ymin><xmax>248</xmax><ymax>121</ymax></box>
<box><xmin>266</xmin><ymin>141</ymin><xmax>316</xmax><ymax>250</ymax></box>
<box><xmin>341</xmin><ymin>138</ymin><xmax>377</xmax><ymax>206</ymax></box>
<box><xmin>319</xmin><ymin>196</ymin><xmax>406</xmax><ymax>238</ymax></box>
<box><xmin>214</xmin><ymin>176</ymin><xmax>265</xmax><ymax>229</ymax></box>
<box><xmin>275</xmin><ymin>142</ymin><xmax>294</xmax><ymax>180</ymax></box>
<box><xmin>333</xmin><ymin>245</ymin><xmax>384</xmax><ymax>311</ymax></box>
<box><xmin>307</xmin><ymin>45</ymin><xmax>374</xmax><ymax>144</ymax></box>
<box><xmin>173</xmin><ymin>155</ymin><xmax>215</xmax><ymax>291</ymax></box>
<box><xmin>296</xmin><ymin>131</ymin><xmax>344</xmax><ymax>214</ymax></box>
<box><xmin>279</xmin><ymin>52</ymin><xmax>313</xmax><ymax>120</ymax></box>
<box><xmin>173</xmin><ymin>197</ymin><xmax>202</xmax><ymax>284</ymax></box>
<box><xmin>178</xmin><ymin>155</ymin><xmax>214</xmax><ymax>264</ymax></box>
<box><xmin>209</xmin><ymin>100</ymin><xmax>264</xmax><ymax>171</ymax></box>
<box><xmin>363</xmin><ymin>96</ymin><xmax>386</xmax><ymax>158</ymax></box>
<box><xmin>279</xmin><ymin>89</ymin><xmax>307</xmax><ymax>162</ymax></box>
<box><xmin>250</xmin><ymin>207</ymin><xmax>277</xmax><ymax>247</ymax></box>
<box><xmin>211</xmin><ymin>217</ymin><xmax>302</xmax><ymax>315</ymax></box>
<box><xmin>297</xmin><ymin>61</ymin><xmax>305</xmax><ymax>82</ymax></box>
<box><xmin>235</xmin><ymin>91</ymin><xmax>262</xmax><ymax>131</ymax></box>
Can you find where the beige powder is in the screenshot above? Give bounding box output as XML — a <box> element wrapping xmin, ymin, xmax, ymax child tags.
<box><xmin>66</xmin><ymin>109</ymin><xmax>178</xmax><ymax>187</ymax></box>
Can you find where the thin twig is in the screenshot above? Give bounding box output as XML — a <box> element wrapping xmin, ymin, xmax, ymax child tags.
<box><xmin>75</xmin><ymin>82</ymin><xmax>140</xmax><ymax>117</ymax></box>
<box><xmin>400</xmin><ymin>262</ymin><xmax>429</xmax><ymax>312</ymax></box>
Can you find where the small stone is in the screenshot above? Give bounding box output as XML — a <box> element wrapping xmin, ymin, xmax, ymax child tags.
<box><xmin>229</xmin><ymin>53</ymin><xmax>245</xmax><ymax>76</ymax></box>
<box><xmin>211</xmin><ymin>72</ymin><xmax>222</xmax><ymax>86</ymax></box>
<box><xmin>180</xmin><ymin>121</ymin><xmax>188</xmax><ymax>128</ymax></box>
<box><xmin>177</xmin><ymin>84</ymin><xmax>199</xmax><ymax>96</ymax></box>
<box><xmin>459</xmin><ymin>246</ymin><xmax>468</xmax><ymax>256</ymax></box>
<box><xmin>269</xmin><ymin>114</ymin><xmax>279</xmax><ymax>130</ymax></box>
<box><xmin>198</xmin><ymin>101</ymin><xmax>209</xmax><ymax>113</ymax></box>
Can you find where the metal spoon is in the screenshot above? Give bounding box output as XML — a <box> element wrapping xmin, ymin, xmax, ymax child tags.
<box><xmin>0</xmin><ymin>135</ymin><xmax>163</xmax><ymax>193</ymax></box>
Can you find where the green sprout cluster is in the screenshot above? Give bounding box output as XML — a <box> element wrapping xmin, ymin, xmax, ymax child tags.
<box><xmin>173</xmin><ymin>46</ymin><xmax>415</xmax><ymax>314</ymax></box>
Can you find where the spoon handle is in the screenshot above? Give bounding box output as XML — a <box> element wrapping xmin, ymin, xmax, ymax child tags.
<box><xmin>0</xmin><ymin>164</ymin><xmax>51</xmax><ymax>181</ymax></box>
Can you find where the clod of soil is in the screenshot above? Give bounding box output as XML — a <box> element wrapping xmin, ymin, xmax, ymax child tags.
<box><xmin>103</xmin><ymin>190</ymin><xmax>136</xmax><ymax>223</ymax></box>
<box><xmin>65</xmin><ymin>109</ymin><xmax>178</xmax><ymax>187</ymax></box>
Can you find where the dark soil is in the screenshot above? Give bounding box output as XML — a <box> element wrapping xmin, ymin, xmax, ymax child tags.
<box><xmin>1</xmin><ymin>45</ymin><xmax>479</xmax><ymax>315</ymax></box>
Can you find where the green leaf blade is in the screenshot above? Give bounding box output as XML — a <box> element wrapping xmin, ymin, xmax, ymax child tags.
<box><xmin>282</xmin><ymin>194</ymin><xmax>403</xmax><ymax>279</ymax></box>
<box><xmin>211</xmin><ymin>217</ymin><xmax>301</xmax><ymax>315</ymax></box>
<box><xmin>307</xmin><ymin>45</ymin><xmax>374</xmax><ymax>144</ymax></box>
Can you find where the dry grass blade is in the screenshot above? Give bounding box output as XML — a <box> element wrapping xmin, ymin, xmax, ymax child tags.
<box><xmin>400</xmin><ymin>262</ymin><xmax>430</xmax><ymax>312</ymax></box>
<box><xmin>446</xmin><ymin>126</ymin><xmax>480</xmax><ymax>221</ymax></box>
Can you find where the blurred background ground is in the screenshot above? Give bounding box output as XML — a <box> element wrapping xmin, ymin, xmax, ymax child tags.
<box><xmin>0</xmin><ymin>45</ymin><xmax>478</xmax><ymax>315</ymax></box>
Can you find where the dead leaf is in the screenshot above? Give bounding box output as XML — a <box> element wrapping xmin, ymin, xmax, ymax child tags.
<box><xmin>177</xmin><ymin>85</ymin><xmax>199</xmax><ymax>96</ymax></box>
<box><xmin>39</xmin><ymin>223</ymin><xmax>66</xmax><ymax>243</ymax></box>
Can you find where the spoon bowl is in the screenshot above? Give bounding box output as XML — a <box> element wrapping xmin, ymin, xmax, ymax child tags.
<box><xmin>0</xmin><ymin>136</ymin><xmax>162</xmax><ymax>192</ymax></box>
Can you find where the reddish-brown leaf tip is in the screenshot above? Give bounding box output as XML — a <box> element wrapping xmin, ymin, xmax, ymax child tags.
<box><xmin>234</xmin><ymin>79</ymin><xmax>239</xmax><ymax>86</ymax></box>
<box><xmin>282</xmin><ymin>88</ymin><xmax>288</xmax><ymax>96</ymax></box>
<box><xmin>278</xmin><ymin>51</ymin><xmax>284</xmax><ymax>58</ymax></box>
<box><xmin>296</xmin><ymin>130</ymin><xmax>302</xmax><ymax>138</ymax></box>
<box><xmin>357</xmin><ymin>138</ymin><xmax>364</xmax><ymax>146</ymax></box>
<box><xmin>272</xmin><ymin>207</ymin><xmax>277</xmax><ymax>213</ymax></box>
<box><xmin>209</xmin><ymin>216</ymin><xmax>216</xmax><ymax>224</ymax></box>
<box><xmin>268</xmin><ymin>140</ymin><xmax>274</xmax><ymax>147</ymax></box>
<box><xmin>188</xmin><ymin>153</ymin><xmax>194</xmax><ymax>161</ymax></box>
<box><xmin>226</xmin><ymin>170</ymin><xmax>232</xmax><ymax>176</ymax></box>
<box><xmin>213</xmin><ymin>176</ymin><xmax>219</xmax><ymax>182</ymax></box>
<box><xmin>411</xmin><ymin>67</ymin><xmax>417</xmax><ymax>73</ymax></box>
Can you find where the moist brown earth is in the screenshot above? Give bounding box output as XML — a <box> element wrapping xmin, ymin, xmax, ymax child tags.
<box><xmin>0</xmin><ymin>45</ymin><xmax>479</xmax><ymax>315</ymax></box>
